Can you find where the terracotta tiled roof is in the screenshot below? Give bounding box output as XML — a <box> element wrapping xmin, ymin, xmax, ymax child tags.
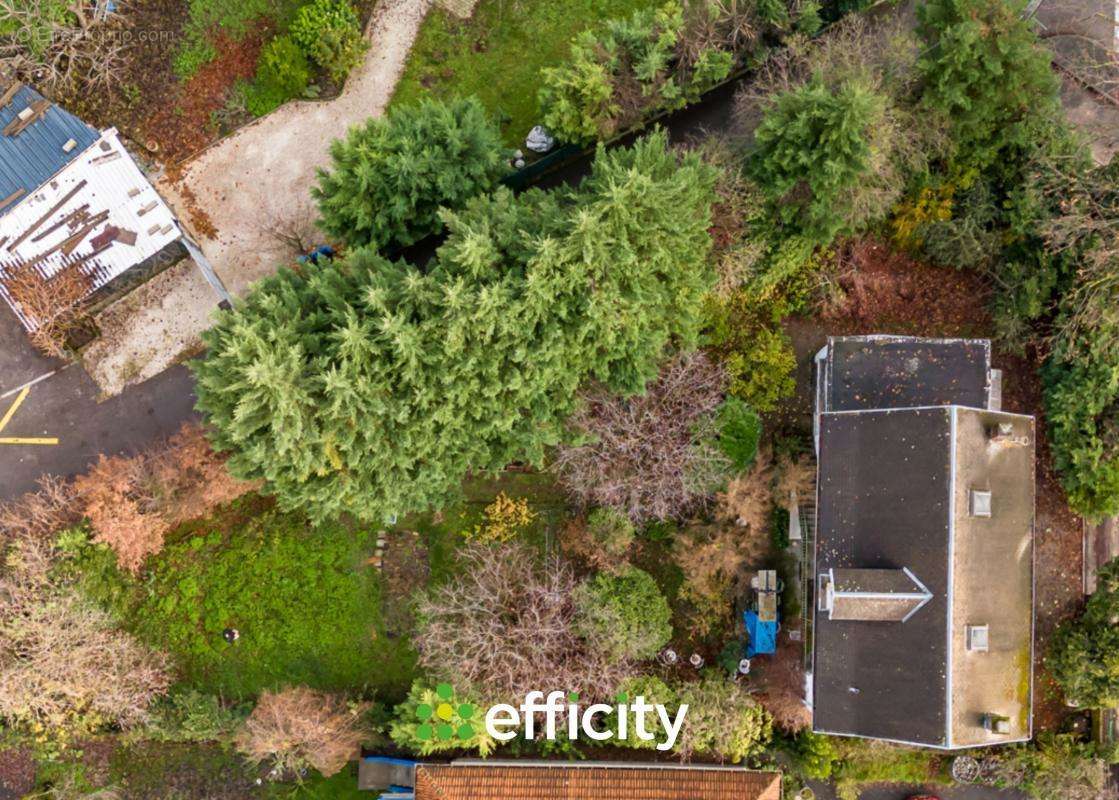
<box><xmin>414</xmin><ymin>762</ymin><xmax>782</xmax><ymax>800</ymax></box>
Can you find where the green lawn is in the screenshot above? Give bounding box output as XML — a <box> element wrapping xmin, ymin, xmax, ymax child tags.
<box><xmin>390</xmin><ymin>0</ymin><xmax>658</xmax><ymax>144</ymax></box>
<box><xmin>68</xmin><ymin>497</ymin><xmax>416</xmax><ymax>701</ymax></box>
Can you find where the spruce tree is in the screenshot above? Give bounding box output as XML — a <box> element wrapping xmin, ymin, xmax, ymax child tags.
<box><xmin>194</xmin><ymin>131</ymin><xmax>716</xmax><ymax>523</ymax></box>
<box><xmin>313</xmin><ymin>96</ymin><xmax>509</xmax><ymax>251</ymax></box>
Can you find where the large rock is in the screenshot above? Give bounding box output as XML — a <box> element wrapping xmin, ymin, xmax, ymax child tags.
<box><xmin>525</xmin><ymin>125</ymin><xmax>556</xmax><ymax>153</ymax></box>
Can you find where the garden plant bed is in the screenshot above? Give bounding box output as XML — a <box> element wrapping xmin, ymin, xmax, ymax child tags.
<box><xmin>391</xmin><ymin>0</ymin><xmax>660</xmax><ymax>145</ymax></box>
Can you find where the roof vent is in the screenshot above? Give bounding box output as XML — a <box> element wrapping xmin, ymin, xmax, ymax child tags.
<box><xmin>970</xmin><ymin>489</ymin><xmax>992</xmax><ymax>517</ymax></box>
<box><xmin>62</xmin><ymin>138</ymin><xmax>77</xmax><ymax>153</ymax></box>
<box><xmin>983</xmin><ymin>713</ymin><xmax>1011</xmax><ymax>734</ymax></box>
<box><xmin>966</xmin><ymin>624</ymin><xmax>989</xmax><ymax>652</ymax></box>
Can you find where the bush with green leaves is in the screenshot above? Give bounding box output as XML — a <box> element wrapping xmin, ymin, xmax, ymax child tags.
<box><xmin>788</xmin><ymin>730</ymin><xmax>840</xmax><ymax>780</ymax></box>
<box><xmin>610</xmin><ymin>676</ymin><xmax>678</xmax><ymax>749</ymax></box>
<box><xmin>585</xmin><ymin>507</ymin><xmax>637</xmax><ymax>563</ymax></box>
<box><xmin>997</xmin><ymin>734</ymin><xmax>1115</xmax><ymax>800</ymax></box>
<box><xmin>313</xmin><ymin>96</ymin><xmax>508</xmax><ymax>250</ymax></box>
<box><xmin>198</xmin><ymin>131</ymin><xmax>716</xmax><ymax>523</ymax></box>
<box><xmin>1047</xmin><ymin>558</ymin><xmax>1119</xmax><ymax>708</ymax></box>
<box><xmin>574</xmin><ymin>567</ymin><xmax>673</xmax><ymax>663</ymax></box>
<box><xmin>540</xmin><ymin>2</ymin><xmax>729</xmax><ymax>143</ymax></box>
<box><xmin>539</xmin><ymin>0</ymin><xmax>820</xmax><ymax>144</ymax></box>
<box><xmin>143</xmin><ymin>689</ymin><xmax>248</xmax><ymax>743</ymax></box>
<box><xmin>917</xmin><ymin>0</ymin><xmax>1059</xmax><ymax>170</ymax></box>
<box><xmin>717</xmin><ymin>397</ymin><xmax>761</xmax><ymax>470</ymax></box>
<box><xmin>1042</xmin><ymin>314</ymin><xmax>1119</xmax><ymax>520</ymax></box>
<box><xmin>750</xmin><ymin>75</ymin><xmax>886</xmax><ymax>244</ymax></box>
<box><xmin>673</xmin><ymin>673</ymin><xmax>773</xmax><ymax>762</ymax></box>
<box><xmin>389</xmin><ymin>681</ymin><xmax>498</xmax><ymax>757</ymax></box>
<box><xmin>703</xmin><ymin>291</ymin><xmax>797</xmax><ymax>413</ymax></box>
<box><xmin>290</xmin><ymin>0</ymin><xmax>367</xmax><ymax>83</ymax></box>
<box><xmin>245</xmin><ymin>36</ymin><xmax>311</xmax><ymax>117</ymax></box>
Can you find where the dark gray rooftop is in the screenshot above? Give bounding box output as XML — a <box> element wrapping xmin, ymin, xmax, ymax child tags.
<box><xmin>0</xmin><ymin>84</ymin><xmax>98</xmax><ymax>216</ymax></box>
<box><xmin>813</xmin><ymin>407</ymin><xmax>952</xmax><ymax>746</ymax></box>
<box><xmin>826</xmin><ymin>336</ymin><xmax>990</xmax><ymax>413</ymax></box>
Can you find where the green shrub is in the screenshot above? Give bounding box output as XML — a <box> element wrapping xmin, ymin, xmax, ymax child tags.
<box><xmin>674</xmin><ymin>673</ymin><xmax>773</xmax><ymax>762</ymax></box>
<box><xmin>917</xmin><ymin>0</ymin><xmax>1059</xmax><ymax>170</ymax></box>
<box><xmin>313</xmin><ymin>96</ymin><xmax>509</xmax><ymax>249</ymax></box>
<box><xmin>751</xmin><ymin>75</ymin><xmax>885</xmax><ymax>245</ymax></box>
<box><xmin>389</xmin><ymin>681</ymin><xmax>497</xmax><ymax>757</ymax></box>
<box><xmin>245</xmin><ymin>36</ymin><xmax>312</xmax><ymax>117</ymax></box>
<box><xmin>585</xmin><ymin>507</ymin><xmax>637</xmax><ymax>563</ymax></box>
<box><xmin>789</xmin><ymin>730</ymin><xmax>840</xmax><ymax>780</ymax></box>
<box><xmin>704</xmin><ymin>291</ymin><xmax>797</xmax><ymax>413</ymax></box>
<box><xmin>1043</xmin><ymin>319</ymin><xmax>1119</xmax><ymax>520</ymax></box>
<box><xmin>611</xmin><ymin>676</ymin><xmax>677</xmax><ymax>749</ymax></box>
<box><xmin>574</xmin><ymin>567</ymin><xmax>673</xmax><ymax>662</ymax></box>
<box><xmin>999</xmin><ymin>734</ymin><xmax>1114</xmax><ymax>800</ymax></box>
<box><xmin>199</xmin><ymin>132</ymin><xmax>715</xmax><ymax>524</ymax></box>
<box><xmin>144</xmin><ymin>689</ymin><xmax>247</xmax><ymax>743</ymax></box>
<box><xmin>832</xmin><ymin>738</ymin><xmax>943</xmax><ymax>800</ymax></box>
<box><xmin>717</xmin><ymin>397</ymin><xmax>761</xmax><ymax>471</ymax></box>
<box><xmin>539</xmin><ymin>1</ymin><xmax>742</xmax><ymax>143</ymax></box>
<box><xmin>1047</xmin><ymin>558</ymin><xmax>1119</xmax><ymax>708</ymax></box>
<box><xmin>770</xmin><ymin>505</ymin><xmax>790</xmax><ymax>550</ymax></box>
<box><xmin>290</xmin><ymin>0</ymin><xmax>367</xmax><ymax>83</ymax></box>
<box><xmin>173</xmin><ymin>0</ymin><xmax>285</xmax><ymax>79</ymax></box>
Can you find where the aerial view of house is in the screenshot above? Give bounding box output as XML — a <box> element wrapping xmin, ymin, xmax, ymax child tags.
<box><xmin>1</xmin><ymin>1</ymin><xmax>1118</xmax><ymax>799</ymax></box>
<box><xmin>812</xmin><ymin>336</ymin><xmax>1035</xmax><ymax>748</ymax></box>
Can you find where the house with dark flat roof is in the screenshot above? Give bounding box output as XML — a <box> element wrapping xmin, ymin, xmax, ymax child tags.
<box><xmin>811</xmin><ymin>335</ymin><xmax>1034</xmax><ymax>749</ymax></box>
<box><xmin>358</xmin><ymin>759</ymin><xmax>782</xmax><ymax>800</ymax></box>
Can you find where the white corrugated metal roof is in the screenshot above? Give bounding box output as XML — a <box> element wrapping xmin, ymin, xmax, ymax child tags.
<box><xmin>0</xmin><ymin>128</ymin><xmax>181</xmax><ymax>330</ymax></box>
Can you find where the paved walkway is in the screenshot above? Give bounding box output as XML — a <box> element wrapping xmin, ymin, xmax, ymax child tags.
<box><xmin>161</xmin><ymin>0</ymin><xmax>433</xmax><ymax>297</ymax></box>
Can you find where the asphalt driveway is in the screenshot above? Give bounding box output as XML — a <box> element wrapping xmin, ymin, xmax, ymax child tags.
<box><xmin>0</xmin><ymin>305</ymin><xmax>198</xmax><ymax>501</ymax></box>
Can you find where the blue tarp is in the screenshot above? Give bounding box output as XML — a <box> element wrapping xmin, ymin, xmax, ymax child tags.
<box><xmin>744</xmin><ymin>610</ymin><xmax>778</xmax><ymax>657</ymax></box>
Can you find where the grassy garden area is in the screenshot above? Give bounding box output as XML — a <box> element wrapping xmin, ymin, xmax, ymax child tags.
<box><xmin>391</xmin><ymin>0</ymin><xmax>658</xmax><ymax>144</ymax></box>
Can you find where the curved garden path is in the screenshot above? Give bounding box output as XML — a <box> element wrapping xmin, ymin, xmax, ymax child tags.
<box><xmin>161</xmin><ymin>0</ymin><xmax>433</xmax><ymax>297</ymax></box>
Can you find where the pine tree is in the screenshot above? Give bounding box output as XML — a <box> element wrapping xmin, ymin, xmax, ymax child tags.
<box><xmin>194</xmin><ymin>130</ymin><xmax>716</xmax><ymax>523</ymax></box>
<box><xmin>750</xmin><ymin>75</ymin><xmax>884</xmax><ymax>245</ymax></box>
<box><xmin>313</xmin><ymin>96</ymin><xmax>509</xmax><ymax>250</ymax></box>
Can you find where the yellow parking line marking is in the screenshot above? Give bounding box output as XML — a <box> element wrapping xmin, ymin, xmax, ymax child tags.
<box><xmin>0</xmin><ymin>386</ymin><xmax>29</xmax><ymax>433</ymax></box>
<box><xmin>0</xmin><ymin>386</ymin><xmax>57</xmax><ymax>445</ymax></box>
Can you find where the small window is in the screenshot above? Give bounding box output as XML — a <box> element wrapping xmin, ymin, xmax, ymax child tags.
<box><xmin>970</xmin><ymin>489</ymin><xmax>992</xmax><ymax>517</ymax></box>
<box><xmin>967</xmin><ymin>624</ymin><xmax>989</xmax><ymax>652</ymax></box>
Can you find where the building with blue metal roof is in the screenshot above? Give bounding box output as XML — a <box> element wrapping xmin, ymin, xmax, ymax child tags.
<box><xmin>0</xmin><ymin>83</ymin><xmax>100</xmax><ymax>215</ymax></box>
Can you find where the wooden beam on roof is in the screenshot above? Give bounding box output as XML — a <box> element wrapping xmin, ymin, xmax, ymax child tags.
<box><xmin>2</xmin><ymin>99</ymin><xmax>51</xmax><ymax>137</ymax></box>
<box><xmin>0</xmin><ymin>188</ymin><xmax>26</xmax><ymax>213</ymax></box>
<box><xmin>6</xmin><ymin>179</ymin><xmax>86</xmax><ymax>252</ymax></box>
<box><xmin>0</xmin><ymin>81</ymin><xmax>22</xmax><ymax>111</ymax></box>
<box><xmin>30</xmin><ymin>204</ymin><xmax>90</xmax><ymax>242</ymax></box>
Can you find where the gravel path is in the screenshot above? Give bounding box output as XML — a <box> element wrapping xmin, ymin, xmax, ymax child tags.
<box><xmin>161</xmin><ymin>0</ymin><xmax>433</xmax><ymax>297</ymax></box>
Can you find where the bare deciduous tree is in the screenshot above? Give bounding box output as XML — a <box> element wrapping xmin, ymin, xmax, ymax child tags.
<box><xmin>0</xmin><ymin>0</ymin><xmax>130</xmax><ymax>95</ymax></box>
<box><xmin>553</xmin><ymin>351</ymin><xmax>731</xmax><ymax>523</ymax></box>
<box><xmin>236</xmin><ymin>687</ymin><xmax>367</xmax><ymax>779</ymax></box>
<box><xmin>0</xmin><ymin>531</ymin><xmax>170</xmax><ymax>733</ymax></box>
<box><xmin>0</xmin><ymin>263</ymin><xmax>92</xmax><ymax>358</ymax></box>
<box><xmin>415</xmin><ymin>543</ymin><xmax>628</xmax><ymax>701</ymax></box>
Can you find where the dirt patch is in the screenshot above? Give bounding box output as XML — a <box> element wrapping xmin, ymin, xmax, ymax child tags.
<box><xmin>789</xmin><ymin>237</ymin><xmax>1084</xmax><ymax>735</ymax></box>
<box><xmin>381</xmin><ymin>530</ymin><xmax>431</xmax><ymax>636</ymax></box>
<box><xmin>0</xmin><ymin>747</ymin><xmax>35</xmax><ymax>800</ymax></box>
<box><xmin>145</xmin><ymin>29</ymin><xmax>268</xmax><ymax>163</ymax></box>
<box><xmin>818</xmin><ymin>238</ymin><xmax>993</xmax><ymax>336</ymax></box>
